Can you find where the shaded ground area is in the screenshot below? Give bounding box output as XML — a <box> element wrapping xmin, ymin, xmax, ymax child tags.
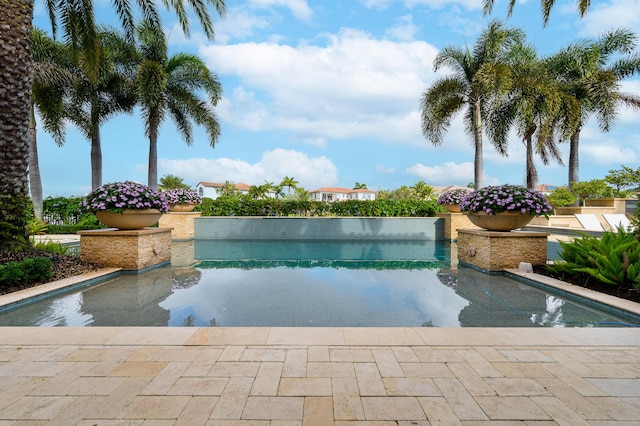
<box><xmin>0</xmin><ymin>250</ymin><xmax>98</xmax><ymax>295</ymax></box>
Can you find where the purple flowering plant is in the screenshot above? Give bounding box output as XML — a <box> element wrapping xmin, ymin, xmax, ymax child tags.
<box><xmin>459</xmin><ymin>184</ymin><xmax>553</xmax><ymax>218</ymax></box>
<box><xmin>163</xmin><ymin>188</ymin><xmax>202</xmax><ymax>205</ymax></box>
<box><xmin>437</xmin><ymin>188</ymin><xmax>472</xmax><ymax>205</ymax></box>
<box><xmin>80</xmin><ymin>181</ymin><xmax>170</xmax><ymax>213</ymax></box>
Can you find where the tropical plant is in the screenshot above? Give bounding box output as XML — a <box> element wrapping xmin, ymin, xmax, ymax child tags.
<box><xmin>80</xmin><ymin>181</ymin><xmax>169</xmax><ymax>213</ymax></box>
<box><xmin>420</xmin><ymin>20</ymin><xmax>524</xmax><ymax>190</ymax></box>
<box><xmin>280</xmin><ymin>176</ymin><xmax>298</xmax><ymax>196</ymax></box>
<box><xmin>27</xmin><ymin>219</ymin><xmax>48</xmax><ymax>236</ymax></box>
<box><xmin>30</xmin><ymin>28</ymin><xmax>76</xmax><ymax>220</ymax></box>
<box><xmin>248</xmin><ymin>184</ymin><xmax>271</xmax><ymax>200</ymax></box>
<box><xmin>0</xmin><ymin>0</ymin><xmax>226</xmax><ymax>250</ymax></box>
<box><xmin>135</xmin><ymin>21</ymin><xmax>222</xmax><ymax>189</ymax></box>
<box><xmin>570</xmin><ymin>179</ymin><xmax>614</xmax><ymax>205</ymax></box>
<box><xmin>159</xmin><ymin>174</ymin><xmax>190</xmax><ymax>190</ymax></box>
<box><xmin>163</xmin><ymin>188</ymin><xmax>202</xmax><ymax>205</ymax></box>
<box><xmin>546</xmin><ymin>187</ymin><xmax>577</xmax><ymax>208</ymax></box>
<box><xmin>354</xmin><ymin>182</ymin><xmax>368</xmax><ymax>189</ymax></box>
<box><xmin>483</xmin><ymin>41</ymin><xmax>574</xmax><ymax>190</ymax></box>
<box><xmin>216</xmin><ymin>181</ymin><xmax>240</xmax><ymax>197</ymax></box>
<box><xmin>545</xmin><ymin>29</ymin><xmax>640</xmax><ymax>189</ymax></box>
<box><xmin>605</xmin><ymin>165</ymin><xmax>640</xmax><ymax>197</ymax></box>
<box><xmin>64</xmin><ymin>27</ymin><xmax>138</xmax><ymax>190</ymax></box>
<box><xmin>410</xmin><ymin>181</ymin><xmax>436</xmax><ymax>201</ymax></box>
<box><xmin>548</xmin><ymin>229</ymin><xmax>640</xmax><ymax>288</ymax></box>
<box><xmin>437</xmin><ymin>188</ymin><xmax>472</xmax><ymax>206</ymax></box>
<box><xmin>459</xmin><ymin>184</ymin><xmax>553</xmax><ymax>217</ymax></box>
<box><xmin>483</xmin><ymin>0</ymin><xmax>593</xmax><ymax>26</ymax></box>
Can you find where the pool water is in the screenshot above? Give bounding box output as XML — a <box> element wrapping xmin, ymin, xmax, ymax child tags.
<box><xmin>0</xmin><ymin>240</ymin><xmax>636</xmax><ymax>327</ymax></box>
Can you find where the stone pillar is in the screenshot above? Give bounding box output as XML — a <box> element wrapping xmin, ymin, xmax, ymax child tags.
<box><xmin>78</xmin><ymin>228</ymin><xmax>172</xmax><ymax>271</ymax></box>
<box><xmin>457</xmin><ymin>229</ymin><xmax>548</xmax><ymax>272</ymax></box>
<box><xmin>438</xmin><ymin>212</ymin><xmax>481</xmax><ymax>241</ymax></box>
<box><xmin>171</xmin><ymin>240</ymin><xmax>197</xmax><ymax>267</ymax></box>
<box><xmin>158</xmin><ymin>212</ymin><xmax>201</xmax><ymax>240</ymax></box>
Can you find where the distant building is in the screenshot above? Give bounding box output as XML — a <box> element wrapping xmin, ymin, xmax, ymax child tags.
<box><xmin>195</xmin><ymin>182</ymin><xmax>276</xmax><ymax>199</ymax></box>
<box><xmin>309</xmin><ymin>187</ymin><xmax>377</xmax><ymax>202</ymax></box>
<box><xmin>534</xmin><ymin>184</ymin><xmax>558</xmax><ymax>195</ymax></box>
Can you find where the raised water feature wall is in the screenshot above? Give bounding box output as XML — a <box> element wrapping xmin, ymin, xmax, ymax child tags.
<box><xmin>194</xmin><ymin>217</ymin><xmax>444</xmax><ymax>240</ymax></box>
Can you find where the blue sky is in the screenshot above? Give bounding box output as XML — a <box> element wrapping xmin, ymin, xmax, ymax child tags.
<box><xmin>33</xmin><ymin>0</ymin><xmax>640</xmax><ymax>197</ymax></box>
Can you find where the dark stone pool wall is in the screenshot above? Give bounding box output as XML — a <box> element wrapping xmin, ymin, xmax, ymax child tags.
<box><xmin>194</xmin><ymin>217</ymin><xmax>444</xmax><ymax>240</ymax></box>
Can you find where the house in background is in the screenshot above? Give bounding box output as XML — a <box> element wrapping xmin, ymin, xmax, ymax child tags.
<box><xmin>196</xmin><ymin>182</ymin><xmax>251</xmax><ymax>199</ymax></box>
<box><xmin>534</xmin><ymin>184</ymin><xmax>557</xmax><ymax>196</ymax></box>
<box><xmin>309</xmin><ymin>187</ymin><xmax>377</xmax><ymax>202</ymax></box>
<box><xmin>196</xmin><ymin>182</ymin><xmax>277</xmax><ymax>199</ymax></box>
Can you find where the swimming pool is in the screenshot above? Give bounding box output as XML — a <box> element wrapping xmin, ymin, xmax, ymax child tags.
<box><xmin>0</xmin><ymin>240</ymin><xmax>636</xmax><ymax>327</ymax></box>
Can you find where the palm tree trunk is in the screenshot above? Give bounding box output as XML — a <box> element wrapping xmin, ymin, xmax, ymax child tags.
<box><xmin>568</xmin><ymin>129</ymin><xmax>580</xmax><ymax>188</ymax></box>
<box><xmin>148</xmin><ymin>122</ymin><xmax>159</xmax><ymax>190</ymax></box>
<box><xmin>29</xmin><ymin>105</ymin><xmax>44</xmax><ymax>221</ymax></box>
<box><xmin>473</xmin><ymin>101</ymin><xmax>483</xmax><ymax>189</ymax></box>
<box><xmin>525</xmin><ymin>136</ymin><xmax>538</xmax><ymax>190</ymax></box>
<box><xmin>91</xmin><ymin>128</ymin><xmax>102</xmax><ymax>191</ymax></box>
<box><xmin>0</xmin><ymin>0</ymin><xmax>33</xmax><ymax>249</ymax></box>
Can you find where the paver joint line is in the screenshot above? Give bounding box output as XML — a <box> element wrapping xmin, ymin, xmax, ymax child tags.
<box><xmin>0</xmin><ymin>327</ymin><xmax>638</xmax><ymax>423</ymax></box>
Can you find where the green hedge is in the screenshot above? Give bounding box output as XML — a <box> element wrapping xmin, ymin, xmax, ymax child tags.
<box><xmin>198</xmin><ymin>196</ymin><xmax>440</xmax><ymax>217</ymax></box>
<box><xmin>0</xmin><ymin>257</ymin><xmax>53</xmax><ymax>286</ymax></box>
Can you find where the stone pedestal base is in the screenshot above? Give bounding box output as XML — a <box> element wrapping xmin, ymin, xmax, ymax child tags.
<box><xmin>457</xmin><ymin>229</ymin><xmax>548</xmax><ymax>272</ymax></box>
<box><xmin>171</xmin><ymin>240</ymin><xmax>197</xmax><ymax>267</ymax></box>
<box><xmin>438</xmin><ymin>212</ymin><xmax>480</xmax><ymax>241</ymax></box>
<box><xmin>78</xmin><ymin>228</ymin><xmax>172</xmax><ymax>271</ymax></box>
<box><xmin>158</xmin><ymin>212</ymin><xmax>201</xmax><ymax>240</ymax></box>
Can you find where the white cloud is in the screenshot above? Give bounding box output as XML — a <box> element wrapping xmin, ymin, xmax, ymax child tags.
<box><xmin>200</xmin><ymin>29</ymin><xmax>439</xmax><ymax>147</ymax></box>
<box><xmin>581</xmin><ymin>141</ymin><xmax>639</xmax><ymax>165</ymax></box>
<box><xmin>158</xmin><ymin>148</ymin><xmax>338</xmax><ymax>189</ymax></box>
<box><xmin>249</xmin><ymin>0</ymin><xmax>313</xmax><ymax>20</ymax></box>
<box><xmin>405</xmin><ymin>161</ymin><xmax>474</xmax><ymax>185</ymax></box>
<box><xmin>406</xmin><ymin>0</ymin><xmax>482</xmax><ymax>11</ymax></box>
<box><xmin>360</xmin><ymin>0</ymin><xmax>395</xmax><ymax>10</ymax></box>
<box><xmin>376</xmin><ymin>164</ymin><xmax>396</xmax><ymax>174</ymax></box>
<box><xmin>578</xmin><ymin>0</ymin><xmax>640</xmax><ymax>37</ymax></box>
<box><xmin>385</xmin><ymin>15</ymin><xmax>419</xmax><ymax>41</ymax></box>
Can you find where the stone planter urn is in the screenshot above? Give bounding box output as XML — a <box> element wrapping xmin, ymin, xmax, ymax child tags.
<box><xmin>95</xmin><ymin>209</ymin><xmax>163</xmax><ymax>230</ymax></box>
<box><xmin>169</xmin><ymin>203</ymin><xmax>197</xmax><ymax>212</ymax></box>
<box><xmin>441</xmin><ymin>203</ymin><xmax>461</xmax><ymax>213</ymax></box>
<box><xmin>465</xmin><ymin>211</ymin><xmax>534</xmax><ymax>232</ymax></box>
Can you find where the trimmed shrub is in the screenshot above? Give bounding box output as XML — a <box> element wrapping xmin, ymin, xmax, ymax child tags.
<box><xmin>198</xmin><ymin>196</ymin><xmax>440</xmax><ymax>217</ymax></box>
<box><xmin>0</xmin><ymin>257</ymin><xmax>53</xmax><ymax>286</ymax></box>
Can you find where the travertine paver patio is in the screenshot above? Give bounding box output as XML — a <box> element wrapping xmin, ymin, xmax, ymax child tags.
<box><xmin>0</xmin><ymin>327</ymin><xmax>638</xmax><ymax>424</ymax></box>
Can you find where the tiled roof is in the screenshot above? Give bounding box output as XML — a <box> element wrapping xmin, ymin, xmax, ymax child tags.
<box><xmin>197</xmin><ymin>182</ymin><xmax>251</xmax><ymax>191</ymax></box>
<box><xmin>310</xmin><ymin>187</ymin><xmax>376</xmax><ymax>194</ymax></box>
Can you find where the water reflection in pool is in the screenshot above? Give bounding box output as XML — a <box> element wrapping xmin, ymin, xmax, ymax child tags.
<box><xmin>0</xmin><ymin>240</ymin><xmax>634</xmax><ymax>327</ymax></box>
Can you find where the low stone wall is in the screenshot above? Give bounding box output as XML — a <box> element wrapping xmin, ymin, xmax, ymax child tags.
<box><xmin>194</xmin><ymin>217</ymin><xmax>444</xmax><ymax>240</ymax></box>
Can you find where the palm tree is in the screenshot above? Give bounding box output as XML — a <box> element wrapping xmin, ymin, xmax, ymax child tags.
<box><xmin>353</xmin><ymin>182</ymin><xmax>367</xmax><ymax>189</ymax></box>
<box><xmin>136</xmin><ymin>22</ymin><xmax>222</xmax><ymax>189</ymax></box>
<box><xmin>248</xmin><ymin>184</ymin><xmax>269</xmax><ymax>200</ymax></box>
<box><xmin>30</xmin><ymin>29</ymin><xmax>76</xmax><ymax>220</ymax></box>
<box><xmin>420</xmin><ymin>20</ymin><xmax>524</xmax><ymax>190</ymax></box>
<box><xmin>483</xmin><ymin>0</ymin><xmax>592</xmax><ymax>26</ymax></box>
<box><xmin>280</xmin><ymin>176</ymin><xmax>298</xmax><ymax>196</ymax></box>
<box><xmin>65</xmin><ymin>27</ymin><xmax>138</xmax><ymax>190</ymax></box>
<box><xmin>0</xmin><ymin>0</ymin><xmax>225</xmax><ymax>249</ymax></box>
<box><xmin>545</xmin><ymin>29</ymin><xmax>640</xmax><ymax>189</ymax></box>
<box><xmin>410</xmin><ymin>180</ymin><xmax>436</xmax><ymax>200</ymax></box>
<box><xmin>483</xmin><ymin>41</ymin><xmax>578</xmax><ymax>189</ymax></box>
